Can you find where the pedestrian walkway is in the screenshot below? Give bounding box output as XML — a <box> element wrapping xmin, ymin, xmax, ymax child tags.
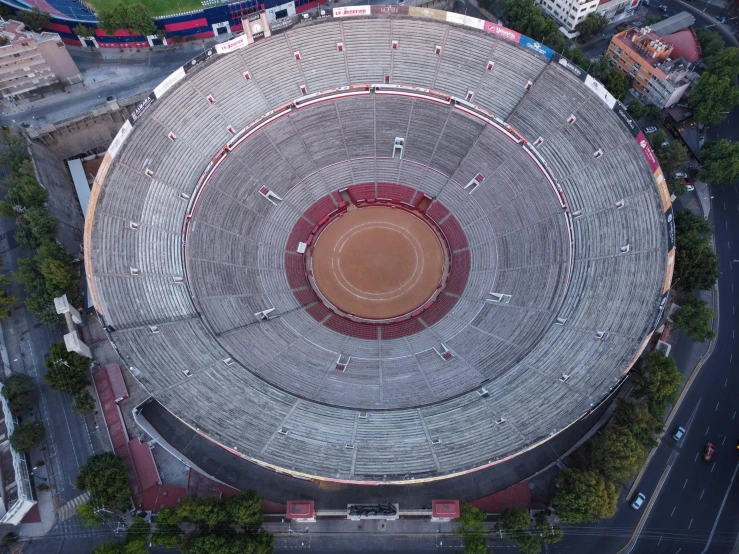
<box><xmin>56</xmin><ymin>491</ymin><xmax>90</xmax><ymax>524</ymax></box>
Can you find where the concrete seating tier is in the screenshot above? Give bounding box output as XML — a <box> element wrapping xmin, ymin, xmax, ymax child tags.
<box><xmin>88</xmin><ymin>16</ymin><xmax>667</xmax><ymax>482</ymax></box>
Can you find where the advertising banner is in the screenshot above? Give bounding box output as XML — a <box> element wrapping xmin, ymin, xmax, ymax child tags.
<box><xmin>483</xmin><ymin>21</ymin><xmax>521</xmax><ymax>43</ymax></box>
<box><xmin>463</xmin><ymin>16</ymin><xmax>485</xmax><ymax>30</ymax></box>
<box><xmin>270</xmin><ymin>14</ymin><xmax>300</xmax><ymax>32</ymax></box>
<box><xmin>584</xmin><ymin>75</ymin><xmax>616</xmax><ymax>108</ymax></box>
<box><xmin>216</xmin><ymin>34</ymin><xmax>249</xmax><ymax>54</ymax></box>
<box><xmin>663</xmin><ymin>249</ymin><xmax>675</xmax><ymax>294</ymax></box>
<box><xmin>371</xmin><ymin>5</ymin><xmax>409</xmax><ymax>15</ymax></box>
<box><xmin>635</xmin><ymin>131</ymin><xmax>660</xmax><ymax>173</ymax></box>
<box><xmin>665</xmin><ymin>205</ymin><xmax>675</xmax><ymax>252</ymax></box>
<box><xmin>333</xmin><ymin>6</ymin><xmax>371</xmax><ymax>17</ymax></box>
<box><xmin>552</xmin><ymin>53</ymin><xmax>587</xmax><ymax>81</ymax></box>
<box><xmin>128</xmin><ymin>92</ymin><xmax>157</xmax><ymax>126</ymax></box>
<box><xmin>153</xmin><ymin>67</ymin><xmax>186</xmax><ymax>98</ymax></box>
<box><xmin>409</xmin><ymin>6</ymin><xmax>447</xmax><ymax>20</ymax></box>
<box><xmin>612</xmin><ymin>102</ymin><xmax>639</xmax><ymax>138</ymax></box>
<box><xmin>652</xmin><ymin>291</ymin><xmax>669</xmax><ymax>331</ymax></box>
<box><xmin>183</xmin><ymin>47</ymin><xmax>217</xmax><ymax>74</ymax></box>
<box><xmin>108</xmin><ymin>120</ymin><xmax>132</xmax><ymax>159</ymax></box>
<box><xmin>518</xmin><ymin>36</ymin><xmax>554</xmax><ymax>59</ymax></box>
<box><xmin>653</xmin><ymin>167</ymin><xmax>671</xmax><ymax>211</ymax></box>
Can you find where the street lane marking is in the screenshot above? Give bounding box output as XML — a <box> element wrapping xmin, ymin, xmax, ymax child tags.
<box><xmin>658</xmin><ymin>536</ymin><xmax>662</xmax><ymax>545</ymax></box>
<box><xmin>725</xmin><ymin>378</ymin><xmax>728</xmax><ymax>387</ymax></box>
<box><xmin>700</xmin><ymin>460</ymin><xmax>739</xmax><ymax>554</ymax></box>
<box><xmin>623</xmin><ymin>464</ymin><xmax>672</xmax><ymax>553</ymax></box>
<box><xmin>705</xmin><ymin>426</ymin><xmax>710</xmax><ymax>436</ymax></box>
<box><xmin>688</xmin><ymin>518</ymin><xmax>693</xmax><ymax>530</ymax></box>
<box><xmin>671</xmin><ymin>506</ymin><xmax>676</xmax><ymax>517</ymax></box>
<box><xmin>694</xmin><ymin>452</ymin><xmax>699</xmax><ymax>462</ymax></box>
<box><xmin>711</xmin><ymin>463</ymin><xmax>716</xmax><ymax>472</ymax></box>
<box><xmin>700</xmin><ymin>489</ymin><xmax>705</xmax><ymax>499</ymax></box>
<box><xmin>716</xmin><ymin>402</ymin><xmax>720</xmax><ymax>411</ymax></box>
<box><xmin>722</xmin><ymin>436</ymin><xmax>726</xmax><ymax>445</ymax></box>
<box><xmin>733</xmin><ymin>411</ymin><xmax>736</xmax><ymax>420</ymax></box>
<box><xmin>683</xmin><ymin>479</ymin><xmax>688</xmax><ymax>489</ymax></box>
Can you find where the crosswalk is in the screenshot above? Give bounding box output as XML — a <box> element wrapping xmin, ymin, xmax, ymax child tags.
<box><xmin>56</xmin><ymin>491</ymin><xmax>91</xmax><ymax>524</ymax></box>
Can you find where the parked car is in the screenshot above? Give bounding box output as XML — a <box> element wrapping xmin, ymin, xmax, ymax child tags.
<box><xmin>672</xmin><ymin>426</ymin><xmax>686</xmax><ymax>441</ymax></box>
<box><xmin>680</xmin><ymin>178</ymin><xmax>694</xmax><ymax>185</ymax></box>
<box><xmin>718</xmin><ymin>16</ymin><xmax>727</xmax><ymax>23</ymax></box>
<box><xmin>685</xmin><ymin>185</ymin><xmax>695</xmax><ymax>192</ymax></box>
<box><xmin>659</xmin><ymin>4</ymin><xmax>668</xmax><ymax>11</ymax></box>
<box><xmin>674</xmin><ymin>172</ymin><xmax>688</xmax><ymax>178</ymax></box>
<box><xmin>645</xmin><ymin>126</ymin><xmax>658</xmax><ymax>134</ymax></box>
<box><xmin>661</xmin><ymin>140</ymin><xmax>669</xmax><ymax>147</ymax></box>
<box><xmin>704</xmin><ymin>443</ymin><xmax>716</xmax><ymax>461</ymax></box>
<box><xmin>631</xmin><ymin>493</ymin><xmax>646</xmax><ymax>510</ymax></box>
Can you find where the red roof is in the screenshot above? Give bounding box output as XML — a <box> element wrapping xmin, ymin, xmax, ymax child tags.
<box><xmin>662</xmin><ymin>28</ymin><xmax>702</xmax><ymax>63</ymax></box>
<box><xmin>432</xmin><ymin>500</ymin><xmax>460</xmax><ymax>519</ymax></box>
<box><xmin>104</xmin><ymin>364</ymin><xmax>129</xmax><ymax>403</ymax></box>
<box><xmin>471</xmin><ymin>480</ymin><xmax>531</xmax><ymax>513</ymax></box>
<box><xmin>128</xmin><ymin>438</ymin><xmax>160</xmax><ymax>491</ymax></box>
<box><xmin>286</xmin><ymin>500</ymin><xmax>314</xmax><ymax>519</ymax></box>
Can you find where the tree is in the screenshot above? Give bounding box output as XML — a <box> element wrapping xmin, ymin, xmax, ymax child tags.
<box><xmin>553</xmin><ymin>468</ymin><xmax>618</xmax><ymax>523</ymax></box>
<box><xmin>613</xmin><ymin>400</ymin><xmax>661</xmax><ymax>450</ymax></box>
<box><xmin>98</xmin><ymin>2</ymin><xmax>155</xmax><ymax>37</ymax></box>
<box><xmin>603</xmin><ymin>70</ymin><xmax>631</xmax><ymax>101</ymax></box>
<box><xmin>575</xmin><ymin>12</ymin><xmax>609</xmax><ymax>42</ymax></box>
<box><xmin>15</xmin><ymin>7</ymin><xmax>50</xmax><ymax>32</ymax></box>
<box><xmin>590</xmin><ymin>426</ymin><xmax>646</xmax><ymax>482</ymax></box>
<box><xmin>635</xmin><ymin>352</ymin><xmax>682</xmax><ymax>415</ymax></box>
<box><xmin>667</xmin><ymin>177</ymin><xmax>687</xmax><ymax>197</ymax></box>
<box><xmin>7</xmin><ymin>176</ymin><xmax>49</xmax><ymax>210</ymax></box>
<box><xmin>1</xmin><ymin>373</ymin><xmax>34</xmax><ymax>414</ymax></box>
<box><xmin>179</xmin><ymin>496</ymin><xmax>232</xmax><ymax>526</ymax></box>
<box><xmin>77</xmin><ymin>502</ymin><xmax>104</xmax><ymax>527</ymax></box>
<box><xmin>535</xmin><ymin>512</ymin><xmax>563</xmax><ymax>543</ymax></box>
<box><xmin>699</xmin><ymin>139</ymin><xmax>739</xmax><ymax>184</ymax></box>
<box><xmin>44</xmin><ymin>341</ymin><xmax>90</xmax><ymax>395</ymax></box>
<box><xmin>695</xmin><ymin>27</ymin><xmax>724</xmax><ymax>62</ymax></box>
<box><xmin>646</xmin><ymin>129</ymin><xmax>667</xmax><ymax>149</ymax></box>
<box><xmin>124</xmin><ymin>517</ymin><xmax>150</xmax><ymax>554</ymax></box>
<box><xmin>92</xmin><ymin>544</ymin><xmax>123</xmax><ymax>554</ymax></box>
<box><xmin>24</xmin><ymin>206</ymin><xmax>57</xmax><ymax>245</ymax></box>
<box><xmin>73</xmin><ymin>24</ymin><xmax>96</xmax><ymax>38</ymax></box>
<box><xmin>9</xmin><ymin>420</ymin><xmax>45</xmax><ymax>451</ymax></box>
<box><xmin>673</xmin><ymin>210</ymin><xmax>719</xmax><ymax>291</ymax></box>
<box><xmin>0</xmin><ymin>267</ymin><xmax>16</xmax><ymax>317</ymax></box>
<box><xmin>689</xmin><ymin>73</ymin><xmax>739</xmax><ymax>126</ymax></box>
<box><xmin>181</xmin><ymin>530</ymin><xmax>274</xmax><ymax>554</ymax></box>
<box><xmin>672</xmin><ymin>293</ymin><xmax>716</xmax><ymax>343</ymax></box>
<box><xmin>454</xmin><ymin>503</ymin><xmax>487</xmax><ymax>554</ymax></box>
<box><xmin>228</xmin><ymin>490</ymin><xmax>264</xmax><ymax>526</ymax></box>
<box><xmin>76</xmin><ymin>453</ymin><xmax>131</xmax><ymax>511</ymax></box>
<box><xmin>515</xmin><ymin>535</ymin><xmax>542</xmax><ymax>554</ymax></box>
<box><xmin>499</xmin><ymin>507</ymin><xmax>530</xmax><ymax>535</ymax></box>
<box><xmin>627</xmin><ymin>99</ymin><xmax>648</xmax><ymax>119</ymax></box>
<box><xmin>645</xmin><ymin>104</ymin><xmax>663</xmax><ymax>121</ymax></box>
<box><xmin>655</xmin><ymin>140</ymin><xmax>688</xmax><ymax>177</ymax></box>
<box><xmin>704</xmin><ymin>48</ymin><xmax>739</xmax><ymax>81</ymax></box>
<box><xmin>151</xmin><ymin>507</ymin><xmax>183</xmax><ymax>548</ymax></box>
<box><xmin>73</xmin><ymin>389</ymin><xmax>96</xmax><ymax>415</ymax></box>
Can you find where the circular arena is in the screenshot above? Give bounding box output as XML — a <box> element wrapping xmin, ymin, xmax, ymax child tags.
<box><xmin>86</xmin><ymin>13</ymin><xmax>672</xmax><ymax>483</ymax></box>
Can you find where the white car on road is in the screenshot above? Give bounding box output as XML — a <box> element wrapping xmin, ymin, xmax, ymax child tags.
<box><xmin>631</xmin><ymin>493</ymin><xmax>646</xmax><ymax>510</ymax></box>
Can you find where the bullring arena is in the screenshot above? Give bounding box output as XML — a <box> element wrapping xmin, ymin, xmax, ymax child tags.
<box><xmin>85</xmin><ymin>9</ymin><xmax>674</xmax><ymax>484</ymax></box>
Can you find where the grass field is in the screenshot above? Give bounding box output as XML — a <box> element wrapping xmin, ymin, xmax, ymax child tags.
<box><xmin>86</xmin><ymin>0</ymin><xmax>205</xmax><ymax>17</ymax></box>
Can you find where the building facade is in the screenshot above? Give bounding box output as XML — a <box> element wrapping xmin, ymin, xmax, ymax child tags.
<box><xmin>595</xmin><ymin>0</ymin><xmax>641</xmax><ymax>24</ymax></box>
<box><xmin>0</xmin><ymin>18</ymin><xmax>82</xmax><ymax>100</ymax></box>
<box><xmin>536</xmin><ymin>0</ymin><xmax>601</xmax><ymax>36</ymax></box>
<box><xmin>607</xmin><ymin>27</ymin><xmax>696</xmax><ymax>108</ymax></box>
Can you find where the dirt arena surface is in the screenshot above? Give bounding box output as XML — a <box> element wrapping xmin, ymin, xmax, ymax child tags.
<box><xmin>311</xmin><ymin>206</ymin><xmax>445</xmax><ymax>320</ymax></box>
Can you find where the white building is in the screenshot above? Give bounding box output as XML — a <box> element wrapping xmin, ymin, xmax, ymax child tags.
<box><xmin>537</xmin><ymin>0</ymin><xmax>601</xmax><ymax>37</ymax></box>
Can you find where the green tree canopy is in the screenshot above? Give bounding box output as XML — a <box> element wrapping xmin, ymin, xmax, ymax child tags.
<box><xmin>454</xmin><ymin>503</ymin><xmax>487</xmax><ymax>554</ymax></box>
<box><xmin>124</xmin><ymin>517</ymin><xmax>150</xmax><ymax>554</ymax></box>
<box><xmin>575</xmin><ymin>12</ymin><xmax>609</xmax><ymax>41</ymax></box>
<box><xmin>535</xmin><ymin>512</ymin><xmax>563</xmax><ymax>543</ymax></box>
<box><xmin>72</xmin><ymin>389</ymin><xmax>96</xmax><ymax>415</ymax></box>
<box><xmin>1</xmin><ymin>374</ymin><xmax>34</xmax><ymax>415</ymax></box>
<box><xmin>24</xmin><ymin>206</ymin><xmax>58</xmax><ymax>245</ymax></box>
<box><xmin>553</xmin><ymin>468</ymin><xmax>618</xmax><ymax>523</ymax></box>
<box><xmin>6</xmin><ymin>177</ymin><xmax>49</xmax><ymax>211</ymax></box>
<box><xmin>699</xmin><ymin>139</ymin><xmax>739</xmax><ymax>184</ymax></box>
<box><xmin>73</xmin><ymin>24</ymin><xmax>96</xmax><ymax>38</ymax></box>
<box><xmin>636</xmin><ymin>352</ymin><xmax>682</xmax><ymax>415</ymax></box>
<box><xmin>98</xmin><ymin>2</ymin><xmax>155</xmax><ymax>37</ymax></box>
<box><xmin>44</xmin><ymin>341</ymin><xmax>90</xmax><ymax>395</ymax></box>
<box><xmin>91</xmin><ymin>544</ymin><xmax>123</xmax><ymax>554</ymax></box>
<box><xmin>499</xmin><ymin>507</ymin><xmax>530</xmax><ymax>534</ymax></box>
<box><xmin>654</xmin><ymin>140</ymin><xmax>688</xmax><ymax>177</ymax></box>
<box><xmin>15</xmin><ymin>7</ymin><xmax>50</xmax><ymax>31</ymax></box>
<box><xmin>689</xmin><ymin>73</ymin><xmax>739</xmax><ymax>126</ymax></box>
<box><xmin>672</xmin><ymin>293</ymin><xmax>716</xmax><ymax>343</ymax></box>
<box><xmin>673</xmin><ymin>209</ymin><xmax>719</xmax><ymax>291</ymax></box>
<box><xmin>77</xmin><ymin>501</ymin><xmax>104</xmax><ymax>527</ymax></box>
<box><xmin>590</xmin><ymin>425</ymin><xmax>646</xmax><ymax>483</ymax></box>
<box><xmin>603</xmin><ymin>69</ymin><xmax>631</xmax><ymax>101</ymax></box>
<box><xmin>9</xmin><ymin>420</ymin><xmax>45</xmax><ymax>451</ymax></box>
<box><xmin>627</xmin><ymin>99</ymin><xmax>648</xmax><ymax>119</ymax></box>
<box><xmin>76</xmin><ymin>453</ymin><xmax>131</xmax><ymax>511</ymax></box>
<box><xmin>151</xmin><ymin>507</ymin><xmax>183</xmax><ymax>547</ymax></box>
<box><xmin>703</xmin><ymin>47</ymin><xmax>739</xmax><ymax>81</ymax></box>
<box><xmin>695</xmin><ymin>27</ymin><xmax>724</xmax><ymax>61</ymax></box>
<box><xmin>228</xmin><ymin>490</ymin><xmax>264</xmax><ymax>527</ymax></box>
<box><xmin>613</xmin><ymin>400</ymin><xmax>661</xmax><ymax>450</ymax></box>
<box><xmin>179</xmin><ymin>496</ymin><xmax>232</xmax><ymax>526</ymax></box>
<box><xmin>181</xmin><ymin>530</ymin><xmax>274</xmax><ymax>554</ymax></box>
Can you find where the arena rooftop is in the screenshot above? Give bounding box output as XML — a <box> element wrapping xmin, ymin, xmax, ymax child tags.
<box><xmin>86</xmin><ymin>10</ymin><xmax>674</xmax><ymax>483</ymax></box>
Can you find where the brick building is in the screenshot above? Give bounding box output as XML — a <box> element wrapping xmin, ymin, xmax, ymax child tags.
<box><xmin>0</xmin><ymin>18</ymin><xmax>82</xmax><ymax>101</ymax></box>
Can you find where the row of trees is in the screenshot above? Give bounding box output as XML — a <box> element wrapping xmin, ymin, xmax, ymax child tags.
<box><xmin>552</xmin><ymin>352</ymin><xmax>682</xmax><ymax>523</ymax></box>
<box><xmin>0</xmin><ymin>131</ymin><xmax>80</xmax><ymax>326</ymax></box>
<box><xmin>689</xmin><ymin>29</ymin><xmax>739</xmax><ymax>127</ymax></box>
<box><xmin>499</xmin><ymin>0</ymin><xmax>631</xmax><ymax>100</ymax></box>
<box><xmin>0</xmin><ymin>374</ymin><xmax>47</xmax><ymax>451</ymax></box>
<box><xmin>44</xmin><ymin>341</ymin><xmax>96</xmax><ymax>414</ymax></box>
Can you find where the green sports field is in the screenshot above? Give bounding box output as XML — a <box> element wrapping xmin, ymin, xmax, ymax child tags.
<box><xmin>86</xmin><ymin>0</ymin><xmax>205</xmax><ymax>18</ymax></box>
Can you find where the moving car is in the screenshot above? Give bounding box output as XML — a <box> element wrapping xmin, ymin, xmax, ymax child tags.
<box><xmin>704</xmin><ymin>443</ymin><xmax>716</xmax><ymax>461</ymax></box>
<box><xmin>659</xmin><ymin>4</ymin><xmax>668</xmax><ymax>11</ymax></box>
<box><xmin>645</xmin><ymin>126</ymin><xmax>658</xmax><ymax>134</ymax></box>
<box><xmin>631</xmin><ymin>493</ymin><xmax>646</xmax><ymax>510</ymax></box>
<box><xmin>672</xmin><ymin>426</ymin><xmax>686</xmax><ymax>441</ymax></box>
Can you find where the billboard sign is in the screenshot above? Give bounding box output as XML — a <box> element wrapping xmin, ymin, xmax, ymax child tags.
<box><xmin>552</xmin><ymin>53</ymin><xmax>587</xmax><ymax>81</ymax></box>
<box><xmin>519</xmin><ymin>36</ymin><xmax>554</xmax><ymax>59</ymax></box>
<box><xmin>635</xmin><ymin>131</ymin><xmax>660</xmax><ymax>173</ymax></box>
<box><xmin>483</xmin><ymin>21</ymin><xmax>520</xmax><ymax>43</ymax></box>
<box><xmin>665</xmin><ymin>205</ymin><xmax>675</xmax><ymax>252</ymax></box>
<box><xmin>128</xmin><ymin>92</ymin><xmax>157</xmax><ymax>126</ymax></box>
<box><xmin>612</xmin><ymin>102</ymin><xmax>639</xmax><ymax>138</ymax></box>
<box><xmin>371</xmin><ymin>5</ymin><xmax>408</xmax><ymax>15</ymax></box>
<box><xmin>183</xmin><ymin>47</ymin><xmax>217</xmax><ymax>74</ymax></box>
<box><xmin>409</xmin><ymin>6</ymin><xmax>447</xmax><ymax>20</ymax></box>
<box><xmin>333</xmin><ymin>6</ymin><xmax>371</xmax><ymax>17</ymax></box>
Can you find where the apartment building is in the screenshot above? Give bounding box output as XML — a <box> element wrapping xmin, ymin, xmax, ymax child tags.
<box><xmin>537</xmin><ymin>0</ymin><xmax>601</xmax><ymax>36</ymax></box>
<box><xmin>0</xmin><ymin>18</ymin><xmax>82</xmax><ymax>100</ymax></box>
<box><xmin>595</xmin><ymin>0</ymin><xmax>641</xmax><ymax>24</ymax></box>
<box><xmin>607</xmin><ymin>26</ymin><xmax>698</xmax><ymax>108</ymax></box>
